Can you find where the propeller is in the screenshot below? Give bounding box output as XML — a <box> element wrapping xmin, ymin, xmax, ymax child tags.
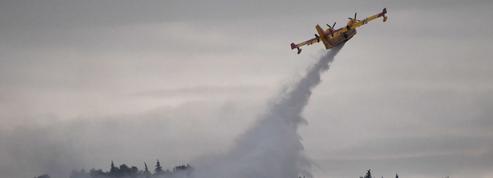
<box><xmin>325</xmin><ymin>22</ymin><xmax>336</xmax><ymax>37</ymax></box>
<box><xmin>348</xmin><ymin>12</ymin><xmax>358</xmax><ymax>21</ymax></box>
<box><xmin>326</xmin><ymin>22</ymin><xmax>336</xmax><ymax>29</ymax></box>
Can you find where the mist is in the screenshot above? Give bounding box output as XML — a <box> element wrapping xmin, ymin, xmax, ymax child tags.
<box><xmin>7</xmin><ymin>46</ymin><xmax>342</xmax><ymax>178</ymax></box>
<box><xmin>190</xmin><ymin>46</ymin><xmax>344</xmax><ymax>178</ymax></box>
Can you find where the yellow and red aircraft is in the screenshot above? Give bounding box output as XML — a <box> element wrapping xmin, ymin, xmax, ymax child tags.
<box><xmin>290</xmin><ymin>8</ymin><xmax>388</xmax><ymax>54</ymax></box>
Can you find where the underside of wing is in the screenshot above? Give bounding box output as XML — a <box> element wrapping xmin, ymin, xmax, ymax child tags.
<box><xmin>291</xmin><ymin>35</ymin><xmax>321</xmax><ymax>54</ymax></box>
<box><xmin>301</xmin><ymin>37</ymin><xmax>320</xmax><ymax>46</ymax></box>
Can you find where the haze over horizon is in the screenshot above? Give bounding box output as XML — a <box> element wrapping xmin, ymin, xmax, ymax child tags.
<box><xmin>1</xmin><ymin>0</ymin><xmax>492</xmax><ymax>178</ymax></box>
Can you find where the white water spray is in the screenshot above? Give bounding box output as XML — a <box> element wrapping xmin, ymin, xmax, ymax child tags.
<box><xmin>193</xmin><ymin>45</ymin><xmax>344</xmax><ymax>178</ymax></box>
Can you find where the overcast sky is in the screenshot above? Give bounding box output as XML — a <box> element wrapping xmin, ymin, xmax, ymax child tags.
<box><xmin>1</xmin><ymin>0</ymin><xmax>493</xmax><ymax>178</ymax></box>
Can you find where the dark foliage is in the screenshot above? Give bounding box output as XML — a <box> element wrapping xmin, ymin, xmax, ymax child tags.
<box><xmin>359</xmin><ymin>169</ymin><xmax>400</xmax><ymax>178</ymax></box>
<box><xmin>35</xmin><ymin>175</ymin><xmax>51</xmax><ymax>178</ymax></box>
<box><xmin>68</xmin><ymin>160</ymin><xmax>192</xmax><ymax>178</ymax></box>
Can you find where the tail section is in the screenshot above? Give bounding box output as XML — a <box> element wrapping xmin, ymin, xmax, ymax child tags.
<box><xmin>315</xmin><ymin>24</ymin><xmax>332</xmax><ymax>49</ymax></box>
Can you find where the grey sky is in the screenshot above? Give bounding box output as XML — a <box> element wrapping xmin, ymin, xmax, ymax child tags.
<box><xmin>1</xmin><ymin>0</ymin><xmax>492</xmax><ymax>178</ymax></box>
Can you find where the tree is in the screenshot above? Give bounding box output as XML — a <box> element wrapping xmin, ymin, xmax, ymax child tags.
<box><xmin>155</xmin><ymin>160</ymin><xmax>163</xmax><ymax>174</ymax></box>
<box><xmin>364</xmin><ymin>169</ymin><xmax>372</xmax><ymax>178</ymax></box>
<box><xmin>144</xmin><ymin>162</ymin><xmax>150</xmax><ymax>173</ymax></box>
<box><xmin>119</xmin><ymin>164</ymin><xmax>131</xmax><ymax>175</ymax></box>
<box><xmin>110</xmin><ymin>161</ymin><xmax>119</xmax><ymax>175</ymax></box>
<box><xmin>141</xmin><ymin>162</ymin><xmax>150</xmax><ymax>178</ymax></box>
<box><xmin>89</xmin><ymin>169</ymin><xmax>105</xmax><ymax>177</ymax></box>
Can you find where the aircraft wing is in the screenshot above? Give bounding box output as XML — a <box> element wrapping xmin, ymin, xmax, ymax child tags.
<box><xmin>350</xmin><ymin>8</ymin><xmax>388</xmax><ymax>29</ymax></box>
<box><xmin>300</xmin><ymin>37</ymin><xmax>321</xmax><ymax>46</ymax></box>
<box><xmin>290</xmin><ymin>36</ymin><xmax>320</xmax><ymax>54</ymax></box>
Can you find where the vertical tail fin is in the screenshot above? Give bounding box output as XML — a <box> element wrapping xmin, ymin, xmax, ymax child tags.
<box><xmin>315</xmin><ymin>24</ymin><xmax>332</xmax><ymax>49</ymax></box>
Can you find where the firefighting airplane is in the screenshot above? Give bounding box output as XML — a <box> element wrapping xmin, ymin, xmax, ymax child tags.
<box><xmin>290</xmin><ymin>8</ymin><xmax>388</xmax><ymax>54</ymax></box>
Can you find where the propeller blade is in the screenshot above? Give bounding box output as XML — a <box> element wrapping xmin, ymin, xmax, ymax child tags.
<box><xmin>326</xmin><ymin>22</ymin><xmax>336</xmax><ymax>29</ymax></box>
<box><xmin>354</xmin><ymin>12</ymin><xmax>357</xmax><ymax>20</ymax></box>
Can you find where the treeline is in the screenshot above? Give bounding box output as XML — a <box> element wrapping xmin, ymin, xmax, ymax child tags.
<box><xmin>35</xmin><ymin>165</ymin><xmax>405</xmax><ymax>178</ymax></box>
<box><xmin>359</xmin><ymin>169</ymin><xmax>399</xmax><ymax>178</ymax></box>
<box><xmin>69</xmin><ymin>160</ymin><xmax>192</xmax><ymax>178</ymax></box>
